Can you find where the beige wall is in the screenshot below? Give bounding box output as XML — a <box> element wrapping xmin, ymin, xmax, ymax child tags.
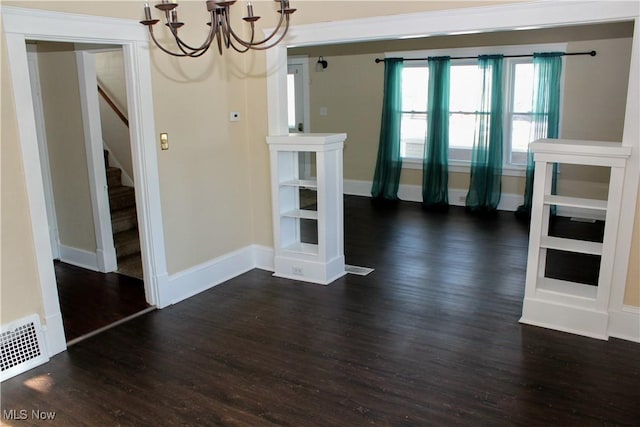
<box><xmin>36</xmin><ymin>42</ymin><xmax>97</xmax><ymax>252</ymax></box>
<box><xmin>151</xmin><ymin>39</ymin><xmax>254</xmax><ymax>273</ymax></box>
<box><xmin>559</xmin><ymin>37</ymin><xmax>633</xmax><ymax>199</ymax></box>
<box><xmin>624</xmin><ymin>186</ymin><xmax>640</xmax><ymax>307</ymax></box>
<box><xmin>295</xmin><ymin>30</ymin><xmax>632</xmax><ymax>198</ymax></box>
<box><xmin>1</xmin><ymin>31</ymin><xmax>45</xmax><ymax>324</ymax></box>
<box><xmin>95</xmin><ymin>50</ymin><xmax>127</xmax><ymax>115</ymax></box>
<box><xmin>1</xmin><ymin>1</ymin><xmax>637</xmax><ymax>331</ymax></box>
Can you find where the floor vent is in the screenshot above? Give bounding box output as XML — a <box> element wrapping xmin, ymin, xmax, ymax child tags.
<box><xmin>1</xmin><ymin>314</ymin><xmax>49</xmax><ymax>382</ymax></box>
<box><xmin>345</xmin><ymin>265</ymin><xmax>374</xmax><ymax>276</ymax></box>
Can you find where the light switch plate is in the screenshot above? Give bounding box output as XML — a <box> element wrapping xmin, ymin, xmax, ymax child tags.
<box><xmin>160</xmin><ymin>133</ymin><xmax>169</xmax><ymax>150</ymax></box>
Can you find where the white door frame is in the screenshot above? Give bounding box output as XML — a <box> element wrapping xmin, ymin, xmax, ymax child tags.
<box><xmin>266</xmin><ymin>1</ymin><xmax>640</xmax><ymax>340</ymax></box>
<box><xmin>76</xmin><ymin>50</ymin><xmax>118</xmax><ymax>273</ymax></box>
<box><xmin>2</xmin><ymin>6</ymin><xmax>170</xmax><ymax>356</ymax></box>
<box><xmin>25</xmin><ymin>44</ymin><xmax>61</xmax><ymax>261</ymax></box>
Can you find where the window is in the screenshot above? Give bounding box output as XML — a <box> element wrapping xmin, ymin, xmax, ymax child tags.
<box><xmin>400</xmin><ymin>67</ymin><xmax>428</xmax><ymax>158</ymax></box>
<box><xmin>397</xmin><ymin>45</ymin><xmax>564</xmax><ymax>169</ymax></box>
<box><xmin>508</xmin><ymin>61</ymin><xmax>535</xmax><ymax>164</ymax></box>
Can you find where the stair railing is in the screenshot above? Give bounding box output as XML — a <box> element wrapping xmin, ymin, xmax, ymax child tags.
<box><xmin>97</xmin><ymin>84</ymin><xmax>129</xmax><ymax>128</ymax></box>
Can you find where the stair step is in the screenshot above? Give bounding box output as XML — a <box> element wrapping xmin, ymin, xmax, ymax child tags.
<box><xmin>114</xmin><ymin>228</ymin><xmax>141</xmax><ymax>258</ymax></box>
<box><xmin>106</xmin><ymin>166</ymin><xmax>122</xmax><ymax>187</ymax></box>
<box><xmin>111</xmin><ymin>206</ymin><xmax>138</xmax><ymax>233</ymax></box>
<box><xmin>117</xmin><ymin>252</ymin><xmax>143</xmax><ymax>280</ymax></box>
<box><xmin>109</xmin><ymin>185</ymin><xmax>136</xmax><ymax>210</ymax></box>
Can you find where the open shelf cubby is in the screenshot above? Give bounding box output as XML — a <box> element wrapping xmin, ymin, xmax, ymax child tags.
<box><xmin>267</xmin><ymin>133</ymin><xmax>347</xmax><ymax>285</ymax></box>
<box><xmin>520</xmin><ymin>139</ymin><xmax>631</xmax><ymax>340</ymax></box>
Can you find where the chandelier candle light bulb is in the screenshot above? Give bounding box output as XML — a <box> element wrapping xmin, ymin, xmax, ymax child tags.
<box><xmin>144</xmin><ymin>2</ymin><xmax>152</xmax><ymax>20</ymax></box>
<box><xmin>140</xmin><ymin>0</ymin><xmax>296</xmax><ymax>57</ymax></box>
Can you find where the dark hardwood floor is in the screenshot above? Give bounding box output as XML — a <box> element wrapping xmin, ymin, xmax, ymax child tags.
<box><xmin>54</xmin><ymin>261</ymin><xmax>151</xmax><ymax>342</ymax></box>
<box><xmin>2</xmin><ymin>196</ymin><xmax>638</xmax><ymax>426</ymax></box>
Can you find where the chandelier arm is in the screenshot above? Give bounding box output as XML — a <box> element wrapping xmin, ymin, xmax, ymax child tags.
<box><xmin>157</xmin><ymin>15</ymin><xmax>202</xmax><ymax>56</ymax></box>
<box><xmin>228</xmin><ymin>7</ymin><xmax>286</xmax><ymax>48</ymax></box>
<box><xmin>227</xmin><ymin>39</ymin><xmax>253</xmax><ymax>53</ymax></box>
<box><xmin>147</xmin><ymin>27</ymin><xmax>192</xmax><ymax>57</ymax></box>
<box><xmin>216</xmin><ymin>23</ymin><xmax>224</xmax><ymax>55</ymax></box>
<box><xmin>220</xmin><ymin>9</ymin><xmax>253</xmax><ymax>53</ymax></box>
<box><xmin>183</xmin><ymin>42</ymin><xmax>213</xmax><ymax>58</ymax></box>
<box><xmin>167</xmin><ymin>12</ymin><xmax>218</xmax><ymax>54</ymax></box>
<box><xmin>237</xmin><ymin>16</ymin><xmax>291</xmax><ymax>51</ymax></box>
<box><xmin>152</xmin><ymin>23</ymin><xmax>212</xmax><ymax>58</ymax></box>
<box><xmin>226</xmin><ymin>23</ymin><xmax>254</xmax><ymax>53</ymax></box>
<box><xmin>170</xmin><ymin>31</ymin><xmax>202</xmax><ymax>56</ymax></box>
<box><xmin>171</xmin><ymin>24</ymin><xmax>216</xmax><ymax>58</ymax></box>
<box><xmin>220</xmin><ymin>11</ymin><xmax>233</xmax><ymax>50</ymax></box>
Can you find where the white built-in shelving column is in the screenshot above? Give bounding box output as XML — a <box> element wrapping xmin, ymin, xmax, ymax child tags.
<box><xmin>266</xmin><ymin>133</ymin><xmax>347</xmax><ymax>285</ymax></box>
<box><xmin>520</xmin><ymin>139</ymin><xmax>631</xmax><ymax>339</ymax></box>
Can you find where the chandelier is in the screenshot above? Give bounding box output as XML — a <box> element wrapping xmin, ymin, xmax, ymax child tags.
<box><xmin>140</xmin><ymin>0</ymin><xmax>296</xmax><ymax>57</ymax></box>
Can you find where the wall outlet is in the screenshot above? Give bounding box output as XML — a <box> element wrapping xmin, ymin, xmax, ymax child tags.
<box><xmin>292</xmin><ymin>266</ymin><xmax>303</xmax><ymax>275</ymax></box>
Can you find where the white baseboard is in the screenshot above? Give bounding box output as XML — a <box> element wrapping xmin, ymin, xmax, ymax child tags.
<box><xmin>520</xmin><ymin>297</ymin><xmax>609</xmax><ymax>340</ymax></box>
<box><xmin>42</xmin><ymin>312</ymin><xmax>67</xmax><ymax>356</ymax></box>
<box><xmin>608</xmin><ymin>305</ymin><xmax>640</xmax><ymax>343</ymax></box>
<box><xmin>165</xmin><ymin>246</ymin><xmax>257</xmax><ymax>306</ymax></box>
<box><xmin>252</xmin><ymin>244</ymin><xmax>275</xmax><ymax>272</ymax></box>
<box><xmin>343</xmin><ymin>179</ymin><xmax>522</xmax><ymax>211</ymax></box>
<box><xmin>59</xmin><ymin>245</ymin><xmax>100</xmax><ymax>272</ymax></box>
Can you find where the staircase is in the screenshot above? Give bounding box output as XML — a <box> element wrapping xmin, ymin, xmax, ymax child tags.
<box><xmin>105</xmin><ymin>150</ymin><xmax>143</xmax><ymax>279</ymax></box>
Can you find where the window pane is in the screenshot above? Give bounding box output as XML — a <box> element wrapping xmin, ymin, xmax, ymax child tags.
<box><xmin>449</xmin><ymin>113</ymin><xmax>476</xmax><ymax>149</ymax></box>
<box><xmin>400</xmin><ymin>112</ymin><xmax>426</xmax><ymax>158</ymax></box>
<box><xmin>402</xmin><ymin>67</ymin><xmax>428</xmax><ymax>112</ymax></box>
<box><xmin>511</xmin><ymin>113</ymin><xmax>533</xmax><ymax>153</ymax></box>
<box><xmin>513</xmin><ymin>63</ymin><xmax>534</xmax><ymax>113</ymax></box>
<box><xmin>450</xmin><ymin>65</ymin><xmax>482</xmax><ymax>112</ymax></box>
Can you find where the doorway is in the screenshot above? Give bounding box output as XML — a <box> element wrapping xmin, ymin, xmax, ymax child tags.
<box><xmin>26</xmin><ymin>40</ymin><xmax>149</xmax><ymax>343</ymax></box>
<box><xmin>287</xmin><ymin>56</ymin><xmax>313</xmax><ymax>181</ymax></box>
<box><xmin>3</xmin><ymin>6</ymin><xmax>169</xmax><ymax>356</ymax></box>
<box><xmin>270</xmin><ymin>2</ymin><xmax>640</xmax><ymax>340</ymax></box>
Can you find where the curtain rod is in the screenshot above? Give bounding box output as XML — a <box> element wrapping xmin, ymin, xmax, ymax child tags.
<box><xmin>374</xmin><ymin>50</ymin><xmax>596</xmax><ymax>63</ymax></box>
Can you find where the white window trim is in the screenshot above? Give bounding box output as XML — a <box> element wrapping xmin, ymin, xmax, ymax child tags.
<box><xmin>402</xmin><ymin>157</ymin><xmax>526</xmax><ymax>177</ymax></box>
<box><xmin>388</xmin><ymin>42</ymin><xmax>567</xmax><ymax>174</ymax></box>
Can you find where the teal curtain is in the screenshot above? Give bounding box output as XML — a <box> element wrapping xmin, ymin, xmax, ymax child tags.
<box><xmin>516</xmin><ymin>52</ymin><xmax>563</xmax><ymax>218</ymax></box>
<box><xmin>372</xmin><ymin>58</ymin><xmax>404</xmax><ymax>200</ymax></box>
<box><xmin>422</xmin><ymin>56</ymin><xmax>450</xmax><ymax>209</ymax></box>
<box><xmin>466</xmin><ymin>55</ymin><xmax>504</xmax><ymax>213</ymax></box>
